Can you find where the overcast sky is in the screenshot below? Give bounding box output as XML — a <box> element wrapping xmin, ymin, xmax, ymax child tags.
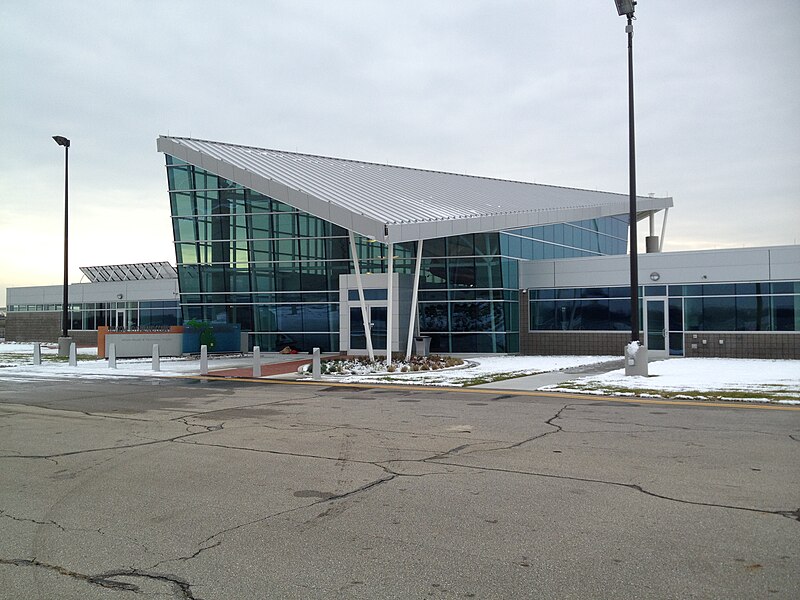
<box><xmin>1</xmin><ymin>0</ymin><xmax>798</xmax><ymax>303</ymax></box>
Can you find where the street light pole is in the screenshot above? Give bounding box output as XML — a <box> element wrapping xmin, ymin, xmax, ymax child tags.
<box><xmin>613</xmin><ymin>0</ymin><xmax>646</xmax><ymax>375</ymax></box>
<box><xmin>53</xmin><ymin>135</ymin><xmax>71</xmax><ymax>353</ymax></box>
<box><xmin>625</xmin><ymin>9</ymin><xmax>639</xmax><ymax>344</ymax></box>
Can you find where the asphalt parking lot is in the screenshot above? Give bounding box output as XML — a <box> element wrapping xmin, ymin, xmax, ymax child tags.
<box><xmin>0</xmin><ymin>375</ymin><xmax>798</xmax><ymax>599</ymax></box>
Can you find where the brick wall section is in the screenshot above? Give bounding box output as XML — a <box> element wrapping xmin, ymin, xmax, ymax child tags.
<box><xmin>5</xmin><ymin>312</ymin><xmax>97</xmax><ymax>346</ymax></box>
<box><xmin>684</xmin><ymin>333</ymin><xmax>800</xmax><ymax>359</ymax></box>
<box><xmin>6</xmin><ymin>312</ymin><xmax>60</xmax><ymax>342</ymax></box>
<box><xmin>520</xmin><ymin>330</ymin><xmax>631</xmax><ymax>355</ymax></box>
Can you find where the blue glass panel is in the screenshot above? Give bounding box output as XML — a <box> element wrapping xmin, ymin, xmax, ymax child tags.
<box><xmin>699</xmin><ymin>297</ymin><xmax>736</xmax><ymax>330</ymax></box>
<box><xmin>530</xmin><ymin>301</ymin><xmax>557</xmax><ymax>330</ymax></box>
<box><xmin>771</xmin><ymin>295</ymin><xmax>797</xmax><ymax>331</ymax></box>
<box><xmin>608</xmin><ymin>299</ymin><xmax>631</xmax><ymax>330</ymax></box>
<box><xmin>771</xmin><ymin>282</ymin><xmax>800</xmax><ymax>294</ymax></box>
<box><xmin>701</xmin><ymin>283</ymin><xmax>736</xmax><ymax>296</ymax></box>
<box><xmin>474</xmin><ymin>233</ymin><xmax>500</xmax><ymax>256</ymax></box>
<box><xmin>347</xmin><ymin>289</ymin><xmax>388</xmax><ymax>301</ymax></box>
<box><xmin>419</xmin><ymin>303</ymin><xmax>449</xmax><ymax>332</ymax></box>
<box><xmin>167</xmin><ymin>166</ymin><xmax>193</xmax><ymax>191</ymax></box>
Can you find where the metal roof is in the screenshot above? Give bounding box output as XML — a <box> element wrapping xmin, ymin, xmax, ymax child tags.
<box><xmin>80</xmin><ymin>262</ymin><xmax>178</xmax><ymax>283</ymax></box>
<box><xmin>157</xmin><ymin>136</ymin><xmax>672</xmax><ymax>244</ymax></box>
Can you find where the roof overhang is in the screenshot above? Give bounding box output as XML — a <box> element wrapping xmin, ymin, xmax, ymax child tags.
<box><xmin>157</xmin><ymin>136</ymin><xmax>673</xmax><ymax>244</ymax></box>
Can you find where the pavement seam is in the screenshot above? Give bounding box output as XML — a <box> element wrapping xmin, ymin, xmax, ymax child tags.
<box><xmin>424</xmin><ymin>458</ymin><xmax>800</xmax><ymax>523</ymax></box>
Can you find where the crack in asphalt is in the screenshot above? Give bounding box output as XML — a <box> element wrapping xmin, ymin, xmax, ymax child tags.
<box><xmin>0</xmin><ymin>424</ymin><xmax>226</xmax><ymax>460</ymax></box>
<box><xmin>0</xmin><ymin>557</ymin><xmax>202</xmax><ymax>598</ymax></box>
<box><xmin>473</xmin><ymin>404</ymin><xmax>570</xmax><ymax>454</ymax></box>
<box><xmin>0</xmin><ymin>510</ymin><xmax>67</xmax><ymax>532</ymax></box>
<box><xmin>4</xmin><ymin>384</ymin><xmax>798</xmax><ymax>586</ymax></box>
<box><xmin>581</xmin><ymin>416</ymin><xmax>799</xmax><ymax>437</ymax></box>
<box><xmin>167</xmin><ymin>394</ymin><xmax>319</xmax><ymax>421</ymax></box>
<box><xmin>157</xmin><ymin>471</ymin><xmax>398</xmax><ymax>566</ymax></box>
<box><xmin>423</xmin><ymin>458</ymin><xmax>800</xmax><ymax>523</ymax></box>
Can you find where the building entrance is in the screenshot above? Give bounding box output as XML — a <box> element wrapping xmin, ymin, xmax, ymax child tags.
<box><xmin>349</xmin><ymin>306</ymin><xmax>387</xmax><ymax>351</ymax></box>
<box><xmin>644</xmin><ymin>298</ymin><xmax>668</xmax><ymax>358</ymax></box>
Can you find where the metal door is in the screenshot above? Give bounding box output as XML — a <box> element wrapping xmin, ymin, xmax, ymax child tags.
<box><xmin>644</xmin><ymin>298</ymin><xmax>667</xmax><ymax>358</ymax></box>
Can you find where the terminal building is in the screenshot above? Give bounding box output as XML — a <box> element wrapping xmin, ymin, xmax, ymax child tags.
<box><xmin>5</xmin><ymin>136</ymin><xmax>799</xmax><ymax>359</ymax></box>
<box><xmin>5</xmin><ymin>263</ymin><xmax>180</xmax><ymax>346</ymax></box>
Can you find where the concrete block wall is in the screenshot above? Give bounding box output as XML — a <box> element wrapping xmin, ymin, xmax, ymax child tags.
<box><xmin>520</xmin><ymin>330</ymin><xmax>631</xmax><ymax>356</ymax></box>
<box><xmin>5</xmin><ymin>312</ymin><xmax>96</xmax><ymax>346</ymax></box>
<box><xmin>5</xmin><ymin>312</ymin><xmax>61</xmax><ymax>342</ymax></box>
<box><xmin>684</xmin><ymin>333</ymin><xmax>800</xmax><ymax>359</ymax></box>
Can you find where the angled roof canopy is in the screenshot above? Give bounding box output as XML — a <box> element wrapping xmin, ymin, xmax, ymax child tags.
<box><xmin>157</xmin><ymin>136</ymin><xmax>672</xmax><ymax>244</ymax></box>
<box><xmin>80</xmin><ymin>262</ymin><xmax>178</xmax><ymax>283</ymax></box>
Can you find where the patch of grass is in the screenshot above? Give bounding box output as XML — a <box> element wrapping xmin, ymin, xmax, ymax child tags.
<box><xmin>460</xmin><ymin>371</ymin><xmax>546</xmax><ymax>387</ymax></box>
<box><xmin>0</xmin><ymin>352</ymin><xmax>96</xmax><ymax>367</ymax></box>
<box><xmin>550</xmin><ymin>381</ymin><xmax>799</xmax><ymax>403</ymax></box>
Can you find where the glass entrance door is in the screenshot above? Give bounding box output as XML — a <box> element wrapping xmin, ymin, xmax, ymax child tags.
<box><xmin>370</xmin><ymin>307</ymin><xmax>387</xmax><ymax>351</ymax></box>
<box><xmin>349</xmin><ymin>306</ymin><xmax>387</xmax><ymax>352</ymax></box>
<box><xmin>645</xmin><ymin>298</ymin><xmax>667</xmax><ymax>358</ymax></box>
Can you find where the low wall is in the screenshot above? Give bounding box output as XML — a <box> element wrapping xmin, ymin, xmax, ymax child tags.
<box><xmin>520</xmin><ymin>330</ymin><xmax>632</xmax><ymax>356</ymax></box>
<box><xmin>5</xmin><ymin>312</ymin><xmax>60</xmax><ymax>342</ymax></box>
<box><xmin>5</xmin><ymin>312</ymin><xmax>96</xmax><ymax>346</ymax></box>
<box><xmin>99</xmin><ymin>326</ymin><xmax>184</xmax><ymax>358</ymax></box>
<box><xmin>684</xmin><ymin>332</ymin><xmax>800</xmax><ymax>359</ymax></box>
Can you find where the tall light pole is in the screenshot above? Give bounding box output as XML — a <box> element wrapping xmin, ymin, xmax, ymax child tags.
<box><xmin>613</xmin><ymin>0</ymin><xmax>646</xmax><ymax>374</ymax></box>
<box><xmin>53</xmin><ymin>135</ymin><xmax>71</xmax><ymax>354</ymax></box>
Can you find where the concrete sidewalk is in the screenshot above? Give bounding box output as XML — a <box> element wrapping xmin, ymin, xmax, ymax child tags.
<box><xmin>204</xmin><ymin>353</ymin><xmax>629</xmax><ymax>391</ymax></box>
<box><xmin>473</xmin><ymin>358</ymin><xmax>626</xmax><ymax>391</ymax></box>
<box><xmin>206</xmin><ymin>352</ymin><xmax>340</xmax><ymax>378</ymax></box>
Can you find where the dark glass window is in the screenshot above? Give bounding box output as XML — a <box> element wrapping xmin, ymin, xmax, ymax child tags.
<box><xmin>645</xmin><ymin>285</ymin><xmax>667</xmax><ymax>296</ymax></box>
<box><xmin>167</xmin><ymin>166</ymin><xmax>193</xmax><ymax>191</ymax></box>
<box><xmin>771</xmin><ymin>282</ymin><xmax>800</xmax><ymax>294</ymax></box>
<box><xmin>419</xmin><ymin>304</ymin><xmax>449</xmax><ymax>332</ymax></box>
<box><xmin>771</xmin><ymin>295</ymin><xmax>797</xmax><ymax>331</ymax></box>
<box><xmin>347</xmin><ymin>289</ymin><xmax>388</xmax><ymax>301</ymax></box>
<box><xmin>701</xmin><ymin>283</ymin><xmax>736</xmax><ymax>296</ymax></box>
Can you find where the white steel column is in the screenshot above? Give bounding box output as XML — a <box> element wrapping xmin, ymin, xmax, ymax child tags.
<box><xmin>658</xmin><ymin>207</ymin><xmax>670</xmax><ymax>252</ymax></box>
<box><xmin>405</xmin><ymin>239</ymin><xmax>424</xmax><ymax>360</ymax></box>
<box><xmin>348</xmin><ymin>231</ymin><xmax>374</xmax><ymax>361</ymax></box>
<box><xmin>386</xmin><ymin>242</ymin><xmax>394</xmax><ymax>365</ymax></box>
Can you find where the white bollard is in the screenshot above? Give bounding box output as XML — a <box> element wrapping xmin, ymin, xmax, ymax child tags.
<box><xmin>33</xmin><ymin>343</ymin><xmax>41</xmax><ymax>366</ymax></box>
<box><xmin>252</xmin><ymin>345</ymin><xmax>261</xmax><ymax>378</ymax></box>
<box><xmin>312</xmin><ymin>347</ymin><xmax>321</xmax><ymax>380</ymax></box>
<box><xmin>152</xmin><ymin>344</ymin><xmax>160</xmax><ymax>372</ymax></box>
<box><xmin>200</xmin><ymin>345</ymin><xmax>208</xmax><ymax>375</ymax></box>
<box><xmin>108</xmin><ymin>343</ymin><xmax>117</xmax><ymax>369</ymax></box>
<box><xmin>69</xmin><ymin>342</ymin><xmax>77</xmax><ymax>367</ymax></box>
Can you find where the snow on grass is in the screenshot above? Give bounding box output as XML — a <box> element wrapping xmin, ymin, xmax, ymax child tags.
<box><xmin>311</xmin><ymin>355</ymin><xmax>619</xmax><ymax>386</ymax></box>
<box><xmin>0</xmin><ymin>342</ymin><xmax>243</xmax><ymax>380</ymax></box>
<box><xmin>544</xmin><ymin>358</ymin><xmax>800</xmax><ymax>404</ymax></box>
<box><xmin>2</xmin><ymin>341</ymin><xmax>798</xmax><ymax>405</ymax></box>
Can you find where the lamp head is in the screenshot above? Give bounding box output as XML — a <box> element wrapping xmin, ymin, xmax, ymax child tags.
<box><xmin>614</xmin><ymin>0</ymin><xmax>636</xmax><ymax>16</ymax></box>
<box><xmin>53</xmin><ymin>135</ymin><xmax>70</xmax><ymax>148</ymax></box>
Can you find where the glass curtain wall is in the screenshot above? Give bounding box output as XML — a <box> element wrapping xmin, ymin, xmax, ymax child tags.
<box><xmin>416</xmin><ymin>234</ymin><xmax>518</xmax><ymax>353</ymax></box>
<box><xmin>529</xmin><ymin>282</ymin><xmax>800</xmax><ymax>356</ymax></box>
<box><xmin>7</xmin><ymin>301</ymin><xmax>181</xmax><ymax>330</ymax></box>
<box><xmin>501</xmin><ymin>217</ymin><xmax>628</xmax><ymax>260</ymax></box>
<box><xmin>166</xmin><ymin>156</ymin><xmax>630</xmax><ymax>353</ymax></box>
